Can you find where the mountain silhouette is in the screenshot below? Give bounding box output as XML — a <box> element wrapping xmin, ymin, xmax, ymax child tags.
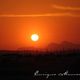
<box><xmin>18</xmin><ymin>41</ymin><xmax>80</xmax><ymax>52</ymax></box>
<box><xmin>47</xmin><ymin>41</ymin><xmax>80</xmax><ymax>51</ymax></box>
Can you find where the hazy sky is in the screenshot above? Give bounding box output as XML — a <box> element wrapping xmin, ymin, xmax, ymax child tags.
<box><xmin>0</xmin><ymin>0</ymin><xmax>80</xmax><ymax>50</ymax></box>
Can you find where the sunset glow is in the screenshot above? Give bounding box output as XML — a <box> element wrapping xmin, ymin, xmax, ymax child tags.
<box><xmin>0</xmin><ymin>0</ymin><xmax>80</xmax><ymax>50</ymax></box>
<box><xmin>31</xmin><ymin>34</ymin><xmax>39</xmax><ymax>42</ymax></box>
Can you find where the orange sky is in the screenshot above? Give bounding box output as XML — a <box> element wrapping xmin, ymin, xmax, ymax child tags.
<box><xmin>0</xmin><ymin>0</ymin><xmax>80</xmax><ymax>50</ymax></box>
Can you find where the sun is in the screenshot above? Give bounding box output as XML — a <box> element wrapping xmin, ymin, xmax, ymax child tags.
<box><xmin>31</xmin><ymin>34</ymin><xmax>39</xmax><ymax>42</ymax></box>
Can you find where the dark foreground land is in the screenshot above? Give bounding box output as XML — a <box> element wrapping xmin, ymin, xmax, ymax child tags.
<box><xmin>0</xmin><ymin>50</ymin><xmax>80</xmax><ymax>80</ymax></box>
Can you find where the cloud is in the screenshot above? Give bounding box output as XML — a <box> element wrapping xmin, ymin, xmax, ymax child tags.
<box><xmin>52</xmin><ymin>5</ymin><xmax>80</xmax><ymax>10</ymax></box>
<box><xmin>0</xmin><ymin>13</ymin><xmax>80</xmax><ymax>17</ymax></box>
